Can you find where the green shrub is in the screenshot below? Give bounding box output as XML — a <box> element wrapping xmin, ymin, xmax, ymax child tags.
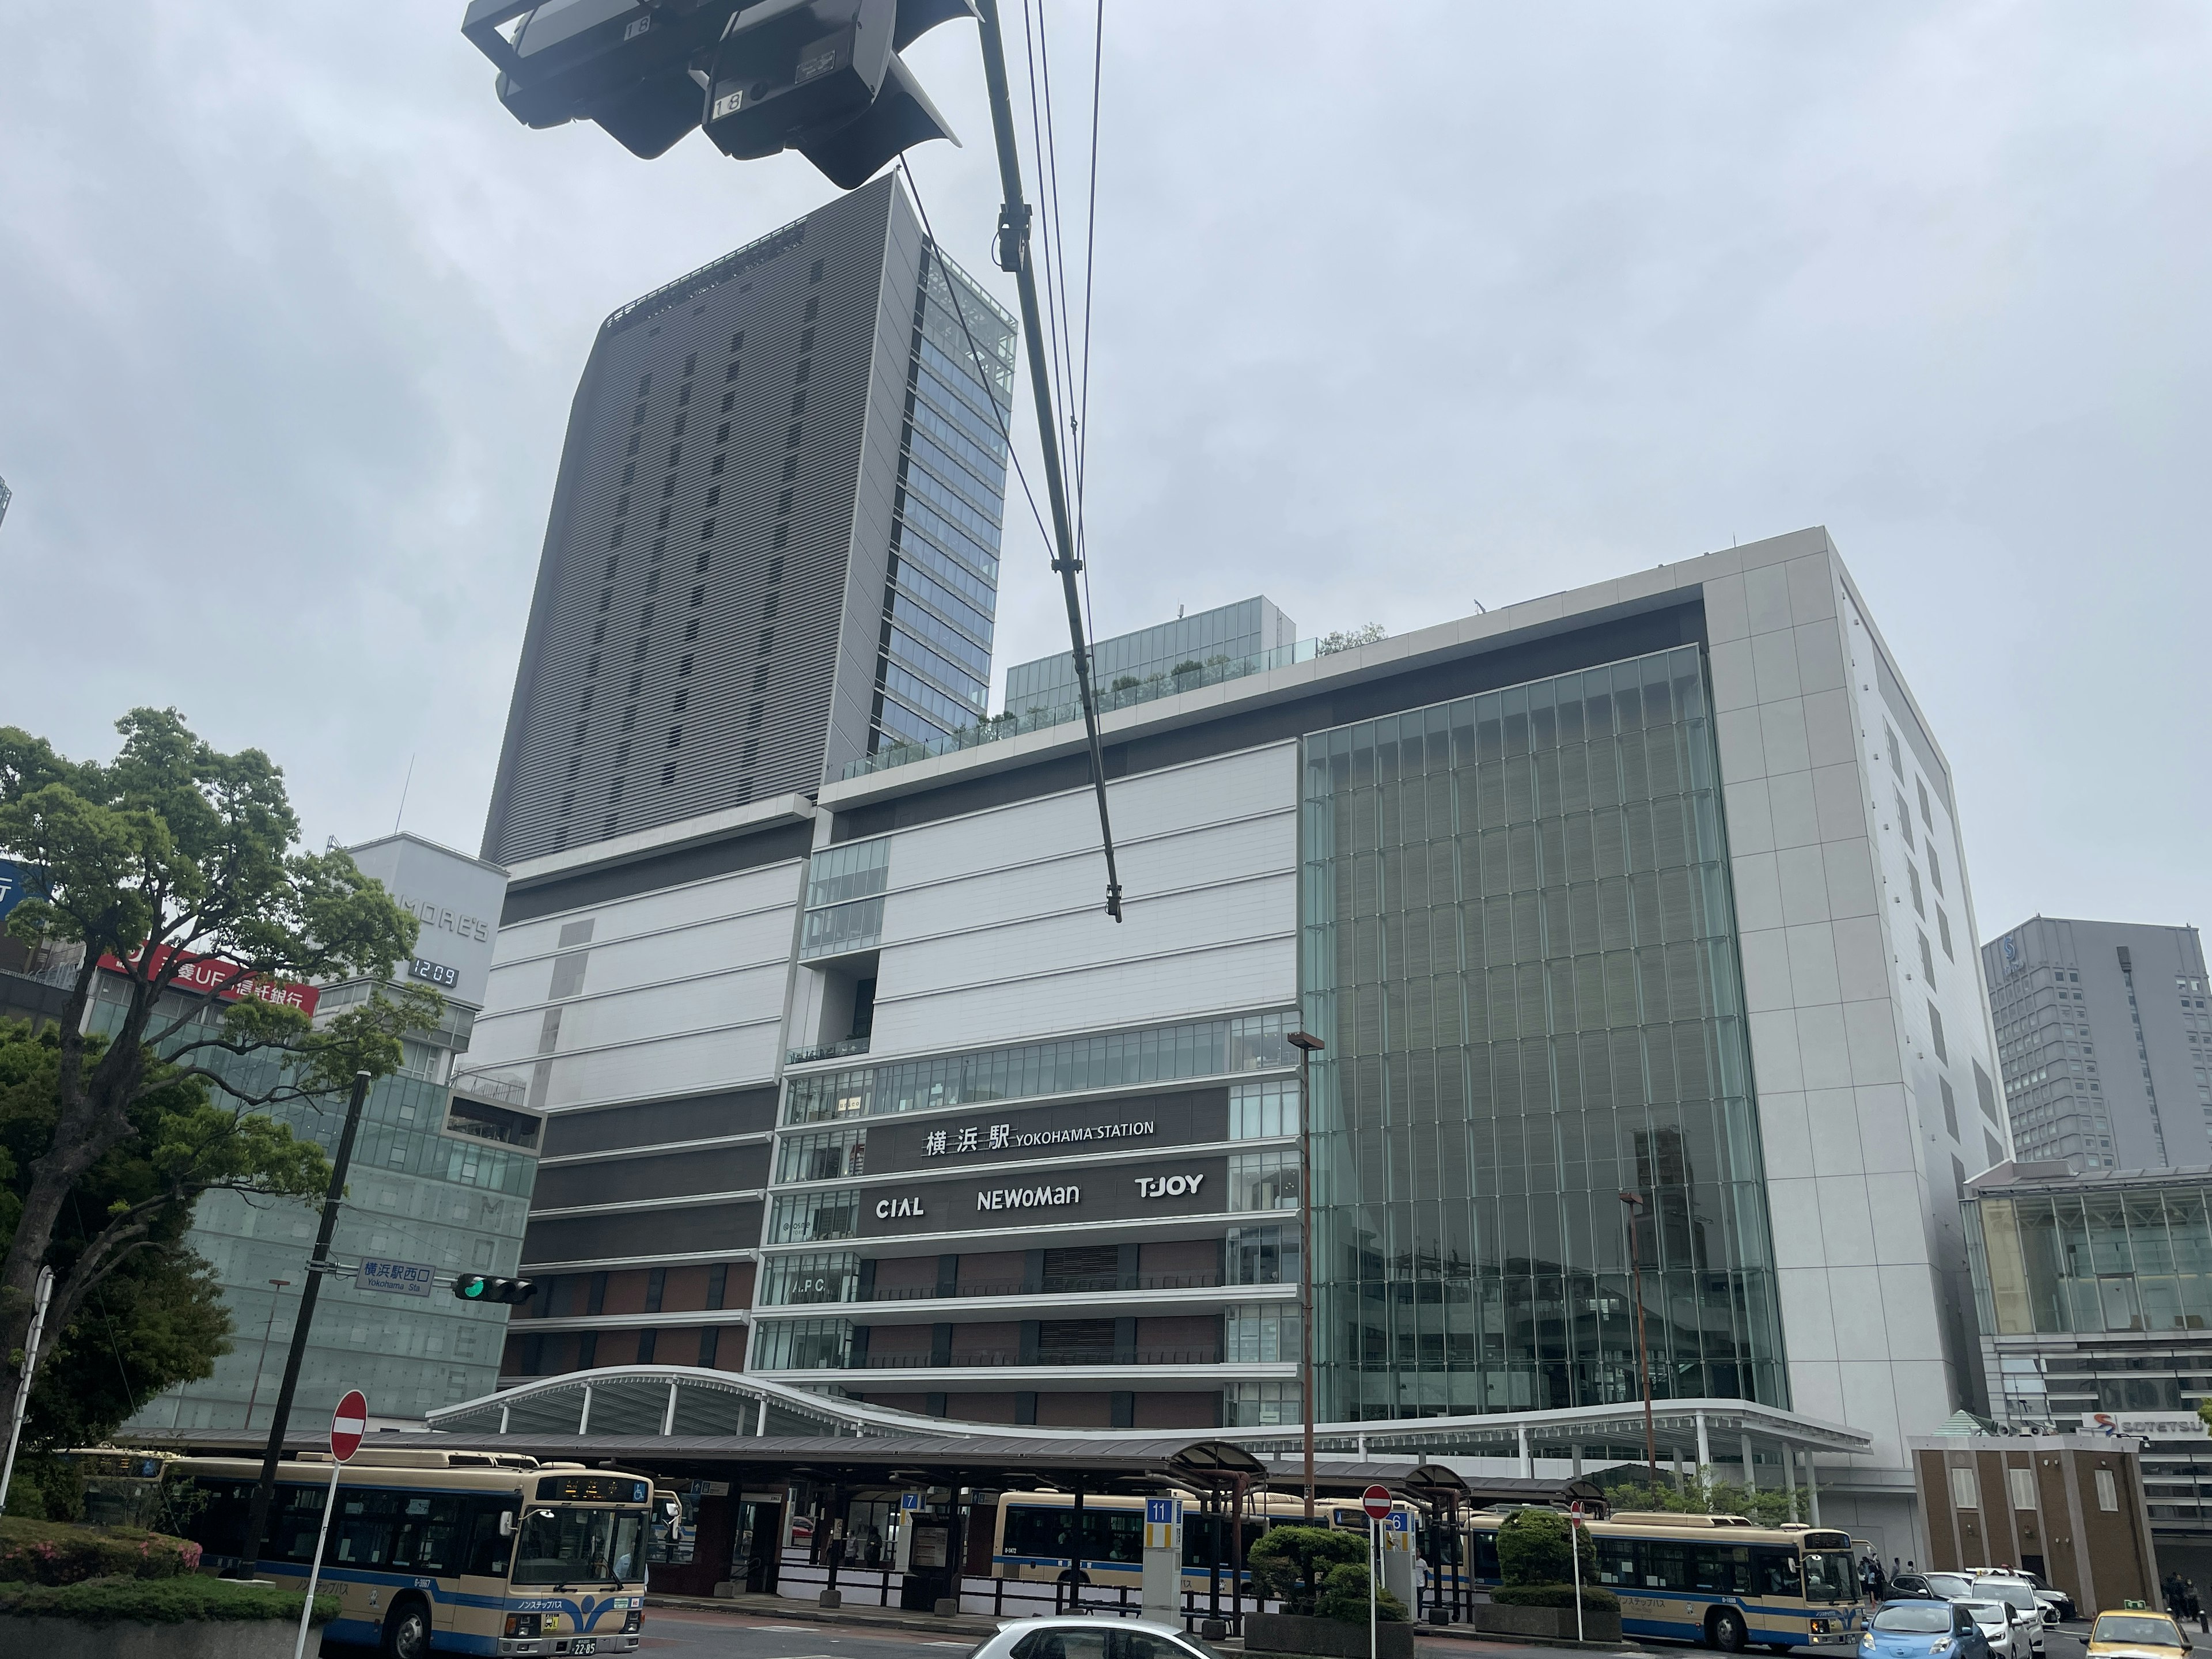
<box><xmin>1313</xmin><ymin>1560</ymin><xmax>1408</xmax><ymax>1622</ymax></box>
<box><xmin>0</xmin><ymin>1575</ymin><xmax>340</xmax><ymax>1625</ymax></box>
<box><xmin>0</xmin><ymin>1517</ymin><xmax>201</xmax><ymax>1585</ymax></box>
<box><xmin>1248</xmin><ymin>1525</ymin><xmax>1363</xmax><ymax>1617</ymax></box>
<box><xmin>1496</xmin><ymin>1508</ymin><xmax>1592</xmax><ymax>1587</ymax></box>
<box><xmin>1491</xmin><ymin>1583</ymin><xmax>1621</xmax><ymax>1611</ymax></box>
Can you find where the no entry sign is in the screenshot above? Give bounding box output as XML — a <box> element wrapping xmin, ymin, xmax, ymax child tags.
<box><xmin>1361</xmin><ymin>1484</ymin><xmax>1392</xmax><ymax>1521</ymax></box>
<box><xmin>330</xmin><ymin>1390</ymin><xmax>367</xmax><ymax>1462</ymax></box>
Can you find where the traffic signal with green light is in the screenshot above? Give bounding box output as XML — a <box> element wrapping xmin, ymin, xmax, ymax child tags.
<box><xmin>452</xmin><ymin>1274</ymin><xmax>539</xmax><ymax>1305</ymax></box>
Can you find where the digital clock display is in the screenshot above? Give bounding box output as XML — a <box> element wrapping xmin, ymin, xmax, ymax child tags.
<box><xmin>537</xmin><ymin>1475</ymin><xmax>649</xmax><ymax>1503</ymax></box>
<box><xmin>407</xmin><ymin>957</ymin><xmax>460</xmax><ymax>989</ymax></box>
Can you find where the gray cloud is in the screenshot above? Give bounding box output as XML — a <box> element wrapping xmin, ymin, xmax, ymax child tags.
<box><xmin>2</xmin><ymin>2</ymin><xmax>2207</xmax><ymax>941</ymax></box>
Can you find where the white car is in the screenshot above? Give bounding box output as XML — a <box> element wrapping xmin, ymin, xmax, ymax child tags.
<box><xmin>1959</xmin><ymin>1599</ymin><xmax>2037</xmax><ymax>1659</ymax></box>
<box><xmin>1974</xmin><ymin>1580</ymin><xmax>2049</xmax><ymax>1658</ymax></box>
<box><xmin>963</xmin><ymin>1618</ymin><xmax>1227</xmax><ymax>1659</ymax></box>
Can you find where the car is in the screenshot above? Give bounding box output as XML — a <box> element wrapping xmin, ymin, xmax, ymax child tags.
<box><xmin>962</xmin><ymin>1617</ymin><xmax>1228</xmax><ymax>1659</ymax></box>
<box><xmin>1957</xmin><ymin>1599</ymin><xmax>2039</xmax><ymax>1659</ymax></box>
<box><xmin>1891</xmin><ymin>1574</ymin><xmax>1978</xmax><ymax>1602</ymax></box>
<box><xmin>1973</xmin><ymin>1578</ymin><xmax>2048</xmax><ymax>1657</ymax></box>
<box><xmin>2088</xmin><ymin>1610</ymin><xmax>2194</xmax><ymax>1659</ymax></box>
<box><xmin>1963</xmin><ymin>1568</ymin><xmax>2073</xmax><ymax>1624</ymax></box>
<box><xmin>1861</xmin><ymin>1599</ymin><xmax>1990</xmax><ymax>1659</ymax></box>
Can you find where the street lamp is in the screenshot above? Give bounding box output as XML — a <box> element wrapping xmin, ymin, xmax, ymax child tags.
<box><xmin>1619</xmin><ymin>1192</ymin><xmax>1658</xmax><ymax>1483</ymax></box>
<box><xmin>1288</xmin><ymin>1029</ymin><xmax>1325</xmax><ymax>1519</ymax></box>
<box><xmin>243</xmin><ymin>1279</ymin><xmax>292</xmax><ymax>1433</ymax></box>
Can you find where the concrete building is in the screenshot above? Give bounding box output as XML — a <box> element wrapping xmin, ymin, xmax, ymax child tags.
<box><xmin>1983</xmin><ymin>918</ymin><xmax>2212</xmax><ymax>1171</ymax></box>
<box><xmin>463</xmin><ymin>526</ymin><xmax>2009</xmax><ymax>1555</ymax></box>
<box><xmin>122</xmin><ymin>832</ymin><xmax>543</xmax><ymax>1434</ymax></box>
<box><xmin>1912</xmin><ymin>1432</ymin><xmax>2159</xmax><ymax>1614</ymax></box>
<box><xmin>480</xmin><ymin>177</ymin><xmax>1017</xmax><ymax>866</ymax></box>
<box><xmin>1961</xmin><ymin>1158</ymin><xmax>2212</xmax><ymax>1582</ymax></box>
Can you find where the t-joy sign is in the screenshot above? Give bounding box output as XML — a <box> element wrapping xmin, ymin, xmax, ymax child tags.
<box><xmin>1133</xmin><ymin>1173</ymin><xmax>1205</xmax><ymax>1200</ymax></box>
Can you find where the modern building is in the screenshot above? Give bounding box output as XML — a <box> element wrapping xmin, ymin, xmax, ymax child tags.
<box><xmin>480</xmin><ymin>177</ymin><xmax>1017</xmax><ymax>867</ymax></box>
<box><xmin>1003</xmin><ymin>596</ymin><xmax>1298</xmax><ymax>718</ymax></box>
<box><xmin>1960</xmin><ymin>1158</ymin><xmax>2212</xmax><ymax>1582</ymax></box>
<box><xmin>1983</xmin><ymin>918</ymin><xmax>2212</xmax><ymax>1171</ymax></box>
<box><xmin>121</xmin><ymin>832</ymin><xmax>544</xmax><ymax>1434</ymax></box>
<box><xmin>463</xmin><ymin>526</ymin><xmax>2008</xmax><ymax>1554</ymax></box>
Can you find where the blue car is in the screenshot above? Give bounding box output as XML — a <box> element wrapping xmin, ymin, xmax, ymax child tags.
<box><xmin>1863</xmin><ymin>1600</ymin><xmax>1991</xmax><ymax>1659</ymax></box>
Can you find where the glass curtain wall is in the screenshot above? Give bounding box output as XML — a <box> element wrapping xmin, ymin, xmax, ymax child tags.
<box><xmin>1298</xmin><ymin>644</ymin><xmax>1786</xmax><ymax>1420</ymax></box>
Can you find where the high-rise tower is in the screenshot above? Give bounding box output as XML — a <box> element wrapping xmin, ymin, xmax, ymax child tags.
<box><xmin>482</xmin><ymin>177</ymin><xmax>1015</xmax><ymax>865</ymax></box>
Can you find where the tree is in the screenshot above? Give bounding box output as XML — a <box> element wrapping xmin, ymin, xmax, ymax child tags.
<box><xmin>1497</xmin><ymin>1506</ymin><xmax>1593</xmax><ymax>1587</ymax></box>
<box><xmin>0</xmin><ymin>709</ymin><xmax>435</xmax><ymax>1437</ymax></box>
<box><xmin>1248</xmin><ymin>1524</ymin><xmax>1363</xmax><ymax>1616</ymax></box>
<box><xmin>1315</xmin><ymin>1560</ymin><xmax>1408</xmax><ymax>1623</ymax></box>
<box><xmin>1317</xmin><ymin>623</ymin><xmax>1387</xmax><ymax>656</ymax></box>
<box><xmin>1602</xmin><ymin>1472</ymin><xmax>1801</xmax><ymax>1528</ymax></box>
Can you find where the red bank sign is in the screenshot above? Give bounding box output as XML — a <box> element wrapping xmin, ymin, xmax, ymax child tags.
<box><xmin>97</xmin><ymin>946</ymin><xmax>320</xmax><ymax>1015</ymax></box>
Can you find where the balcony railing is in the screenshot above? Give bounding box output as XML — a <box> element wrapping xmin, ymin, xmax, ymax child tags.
<box><xmin>786</xmin><ymin>1036</ymin><xmax>872</xmax><ymax>1067</ymax></box>
<box><xmin>859</xmin><ymin>1347</ymin><xmax>1224</xmax><ymax>1370</ymax></box>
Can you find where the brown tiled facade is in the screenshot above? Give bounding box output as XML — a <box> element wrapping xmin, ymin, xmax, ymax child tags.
<box><xmin>1913</xmin><ymin>1435</ymin><xmax>2158</xmax><ymax>1615</ymax></box>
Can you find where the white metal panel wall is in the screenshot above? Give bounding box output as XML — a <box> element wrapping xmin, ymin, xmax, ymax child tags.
<box><xmin>867</xmin><ymin>744</ymin><xmax>1301</xmax><ymax>1055</ymax></box>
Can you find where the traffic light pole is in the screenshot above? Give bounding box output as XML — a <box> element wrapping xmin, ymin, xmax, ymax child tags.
<box><xmin>236</xmin><ymin>1069</ymin><xmax>371</xmax><ymax>1578</ymax></box>
<box><xmin>972</xmin><ymin>0</ymin><xmax>1123</xmax><ymax>923</ymax></box>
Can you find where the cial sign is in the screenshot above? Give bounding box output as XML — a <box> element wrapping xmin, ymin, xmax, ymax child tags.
<box><xmin>330</xmin><ymin>1390</ymin><xmax>368</xmax><ymax>1462</ymax></box>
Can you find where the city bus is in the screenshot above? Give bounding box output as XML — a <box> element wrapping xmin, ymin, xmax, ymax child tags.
<box><xmin>167</xmin><ymin>1448</ymin><xmax>668</xmax><ymax>1657</ymax></box>
<box><xmin>990</xmin><ymin>1488</ymin><xmax>1421</xmax><ymax>1594</ymax></box>
<box><xmin>1459</xmin><ymin>1509</ymin><xmax>1863</xmax><ymax>1652</ymax></box>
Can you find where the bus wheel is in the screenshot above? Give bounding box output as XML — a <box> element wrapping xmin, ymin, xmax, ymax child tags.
<box><xmin>381</xmin><ymin>1595</ymin><xmax>433</xmax><ymax>1659</ymax></box>
<box><xmin>1711</xmin><ymin>1607</ymin><xmax>1749</xmax><ymax>1653</ymax></box>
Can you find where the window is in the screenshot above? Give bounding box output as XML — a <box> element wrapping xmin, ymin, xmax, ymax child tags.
<box><xmin>1224</xmin><ymin>1301</ymin><xmax>1299</xmax><ymax>1362</ymax></box>
<box><xmin>1228</xmin><ymin>1149</ymin><xmax>1298</xmax><ymax>1211</ymax></box>
<box><xmin>1896</xmin><ymin>791</ymin><xmax>1915</xmax><ymax>850</ymax></box>
<box><xmin>1917</xmin><ymin>777</ymin><xmax>1933</xmax><ymax>828</ymax></box>
<box><xmin>1885</xmin><ymin>722</ymin><xmax>1904</xmax><ymax>779</ymax></box>
<box><xmin>1928</xmin><ymin>845</ymin><xmax>1944</xmax><ymax>896</ymax></box>
<box><xmin>2096</xmin><ymin>1468</ymin><xmax>2119</xmax><ymax>1512</ymax></box>
<box><xmin>634</xmin><ymin>1329</ymin><xmax>657</xmax><ymax>1363</ymax></box>
<box><xmin>1949</xmin><ymin>1465</ymin><xmax>1981</xmax><ymax>1510</ymax></box>
<box><xmin>1229</xmin><ymin>1079</ymin><xmax>1298</xmax><ymax>1139</ymax></box>
<box><xmin>1908</xmin><ymin>862</ymin><xmax>1925</xmax><ymax>916</ymax></box>
<box><xmin>1930</xmin><ymin>1004</ymin><xmax>1948</xmax><ymax>1063</ymax></box>
<box><xmin>1225</xmin><ymin>1225</ymin><xmax>1296</xmax><ymax>1286</ymax></box>
<box><xmin>2007</xmin><ymin>1467</ymin><xmax>2036</xmax><ymax>1510</ymax></box>
<box><xmin>1938</xmin><ymin>907</ymin><xmax>1953</xmax><ymax>959</ymax></box>
<box><xmin>1919</xmin><ymin>930</ymin><xmax>1937</xmax><ymax>987</ymax></box>
<box><xmin>1940</xmin><ymin>1078</ymin><xmax>1959</xmax><ymax>1139</ymax></box>
<box><xmin>645</xmin><ymin>1267</ymin><xmax>666</xmax><ymax>1313</ymax></box>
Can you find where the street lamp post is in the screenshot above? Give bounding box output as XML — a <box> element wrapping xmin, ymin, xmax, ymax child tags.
<box><xmin>243</xmin><ymin>1279</ymin><xmax>293</xmax><ymax>1433</ymax></box>
<box><xmin>1619</xmin><ymin>1191</ymin><xmax>1658</xmax><ymax>1483</ymax></box>
<box><xmin>1288</xmin><ymin>1029</ymin><xmax>1325</xmax><ymax>1519</ymax></box>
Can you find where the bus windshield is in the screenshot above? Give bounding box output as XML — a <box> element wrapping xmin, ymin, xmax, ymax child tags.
<box><xmin>512</xmin><ymin>1507</ymin><xmax>645</xmax><ymax>1586</ymax></box>
<box><xmin>1801</xmin><ymin>1550</ymin><xmax>1856</xmax><ymax>1603</ymax></box>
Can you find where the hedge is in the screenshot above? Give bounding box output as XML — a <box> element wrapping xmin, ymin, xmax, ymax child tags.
<box><xmin>0</xmin><ymin>1574</ymin><xmax>342</xmax><ymax>1624</ymax></box>
<box><xmin>1491</xmin><ymin>1582</ymin><xmax>1621</xmax><ymax>1611</ymax></box>
<box><xmin>0</xmin><ymin>1518</ymin><xmax>201</xmax><ymax>1586</ymax></box>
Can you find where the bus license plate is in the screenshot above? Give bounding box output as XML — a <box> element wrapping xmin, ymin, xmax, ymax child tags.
<box><xmin>571</xmin><ymin>1643</ymin><xmax>597</xmax><ymax>1654</ymax></box>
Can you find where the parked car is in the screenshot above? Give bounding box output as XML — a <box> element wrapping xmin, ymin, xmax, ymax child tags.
<box><xmin>1957</xmin><ymin>1598</ymin><xmax>2038</xmax><ymax>1659</ymax></box>
<box><xmin>1973</xmin><ymin>1577</ymin><xmax>2048</xmax><ymax>1657</ymax></box>
<box><xmin>2087</xmin><ymin>1611</ymin><xmax>2192</xmax><ymax>1659</ymax></box>
<box><xmin>1862</xmin><ymin>1600</ymin><xmax>1991</xmax><ymax>1659</ymax></box>
<box><xmin>1963</xmin><ymin>1567</ymin><xmax>2072</xmax><ymax>1624</ymax></box>
<box><xmin>963</xmin><ymin>1616</ymin><xmax>1225</xmax><ymax>1659</ymax></box>
<box><xmin>1891</xmin><ymin>1573</ymin><xmax>1978</xmax><ymax>1602</ymax></box>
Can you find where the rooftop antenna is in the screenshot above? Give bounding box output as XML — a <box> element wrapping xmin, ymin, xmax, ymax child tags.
<box><xmin>393</xmin><ymin>753</ymin><xmax>416</xmax><ymax>836</ymax></box>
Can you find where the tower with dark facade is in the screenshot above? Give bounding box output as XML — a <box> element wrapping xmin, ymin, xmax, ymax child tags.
<box><xmin>482</xmin><ymin>177</ymin><xmax>1015</xmax><ymax>865</ymax></box>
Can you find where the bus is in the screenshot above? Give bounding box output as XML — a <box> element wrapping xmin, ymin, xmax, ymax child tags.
<box><xmin>1460</xmin><ymin>1509</ymin><xmax>1863</xmax><ymax>1652</ymax></box>
<box><xmin>167</xmin><ymin>1448</ymin><xmax>670</xmax><ymax>1657</ymax></box>
<box><xmin>990</xmin><ymin>1488</ymin><xmax>1422</xmax><ymax>1594</ymax></box>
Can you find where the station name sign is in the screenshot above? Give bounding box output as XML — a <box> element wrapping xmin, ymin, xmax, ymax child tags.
<box><xmin>926</xmin><ymin>1120</ymin><xmax>1151</xmax><ymax>1158</ymax></box>
<box><xmin>865</xmin><ymin>1085</ymin><xmax>1229</xmax><ymax>1179</ymax></box>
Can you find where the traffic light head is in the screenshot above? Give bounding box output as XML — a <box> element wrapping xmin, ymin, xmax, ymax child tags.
<box><xmin>463</xmin><ymin>0</ymin><xmax>974</xmax><ymax>180</ymax></box>
<box><xmin>452</xmin><ymin>1274</ymin><xmax>539</xmax><ymax>1306</ymax></box>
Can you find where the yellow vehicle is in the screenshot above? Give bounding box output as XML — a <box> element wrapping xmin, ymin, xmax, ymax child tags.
<box><xmin>166</xmin><ymin>1448</ymin><xmax>665</xmax><ymax>1657</ymax></box>
<box><xmin>2088</xmin><ymin>1611</ymin><xmax>2193</xmax><ymax>1659</ymax></box>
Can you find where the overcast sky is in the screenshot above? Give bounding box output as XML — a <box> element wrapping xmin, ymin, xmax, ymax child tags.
<box><xmin>3</xmin><ymin>3</ymin><xmax>2207</xmax><ymax>946</ymax></box>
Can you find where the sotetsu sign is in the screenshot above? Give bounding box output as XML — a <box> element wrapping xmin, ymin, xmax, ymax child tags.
<box><xmin>97</xmin><ymin>945</ymin><xmax>320</xmax><ymax>1014</ymax></box>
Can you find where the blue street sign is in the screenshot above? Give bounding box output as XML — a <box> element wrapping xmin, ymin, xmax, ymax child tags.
<box><xmin>1146</xmin><ymin>1498</ymin><xmax>1177</xmax><ymax>1525</ymax></box>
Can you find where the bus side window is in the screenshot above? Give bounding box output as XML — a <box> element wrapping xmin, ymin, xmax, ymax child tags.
<box><xmin>180</xmin><ymin>1478</ymin><xmax>255</xmax><ymax>1560</ymax></box>
<box><xmin>1753</xmin><ymin>1548</ymin><xmax>1801</xmax><ymax>1600</ymax></box>
<box><xmin>1593</xmin><ymin>1537</ymin><xmax>1634</xmax><ymax>1586</ymax></box>
<box><xmin>1647</xmin><ymin>1541</ymin><xmax>1691</xmax><ymax>1592</ymax></box>
<box><xmin>1696</xmin><ymin>1546</ymin><xmax>1753</xmax><ymax>1594</ymax></box>
<box><xmin>467</xmin><ymin>1499</ymin><xmax>514</xmax><ymax>1577</ymax></box>
<box><xmin>392</xmin><ymin>1494</ymin><xmax>467</xmax><ymax>1577</ymax></box>
<box><xmin>272</xmin><ymin>1483</ymin><xmax>329</xmax><ymax>1565</ymax></box>
<box><xmin>336</xmin><ymin>1489</ymin><xmax>399</xmax><ymax>1567</ymax></box>
<box><xmin>1473</xmin><ymin>1530</ymin><xmax>1502</xmax><ymax>1583</ymax></box>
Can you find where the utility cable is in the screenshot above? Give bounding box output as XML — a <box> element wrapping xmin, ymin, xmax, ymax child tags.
<box><xmin>1073</xmin><ymin>0</ymin><xmax>1105</xmax><ymax>669</ymax></box>
<box><xmin>1020</xmin><ymin>0</ymin><xmax>1078</xmax><ymax>488</ymax></box>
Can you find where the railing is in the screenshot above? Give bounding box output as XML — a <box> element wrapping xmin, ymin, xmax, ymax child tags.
<box><xmin>868</xmin><ymin>1271</ymin><xmax>1223</xmax><ymax>1301</ymax></box>
<box><xmin>786</xmin><ymin>1036</ymin><xmax>872</xmax><ymax>1066</ymax></box>
<box><xmin>858</xmin><ymin>1347</ymin><xmax>1222</xmax><ymax>1370</ymax></box>
<box><xmin>451</xmin><ymin>1066</ymin><xmax>531</xmax><ymax>1108</ymax></box>
<box><xmin>841</xmin><ymin>636</ymin><xmax>1343</xmax><ymax>779</ymax></box>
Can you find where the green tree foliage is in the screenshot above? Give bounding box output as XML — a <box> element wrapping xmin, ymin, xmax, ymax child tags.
<box><xmin>1316</xmin><ymin>623</ymin><xmax>1388</xmax><ymax>656</ymax></box>
<box><xmin>0</xmin><ymin>1022</ymin><xmax>328</xmax><ymax>1465</ymax></box>
<box><xmin>1497</xmin><ymin>1506</ymin><xmax>1594</xmax><ymax>1587</ymax></box>
<box><xmin>1603</xmin><ymin>1474</ymin><xmax>1802</xmax><ymax>1528</ymax></box>
<box><xmin>1248</xmin><ymin>1524</ymin><xmax>1363</xmax><ymax>1617</ymax></box>
<box><xmin>1314</xmin><ymin>1560</ymin><xmax>1408</xmax><ymax>1623</ymax></box>
<box><xmin>0</xmin><ymin>709</ymin><xmax>435</xmax><ymax>1437</ymax></box>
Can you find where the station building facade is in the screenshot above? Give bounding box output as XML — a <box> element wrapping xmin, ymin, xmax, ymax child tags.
<box><xmin>467</xmin><ymin>527</ymin><xmax>2008</xmax><ymax>1539</ymax></box>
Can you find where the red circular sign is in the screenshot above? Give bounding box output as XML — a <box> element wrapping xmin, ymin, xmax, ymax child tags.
<box><xmin>1362</xmin><ymin>1485</ymin><xmax>1392</xmax><ymax>1521</ymax></box>
<box><xmin>331</xmin><ymin>1389</ymin><xmax>368</xmax><ymax>1463</ymax></box>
